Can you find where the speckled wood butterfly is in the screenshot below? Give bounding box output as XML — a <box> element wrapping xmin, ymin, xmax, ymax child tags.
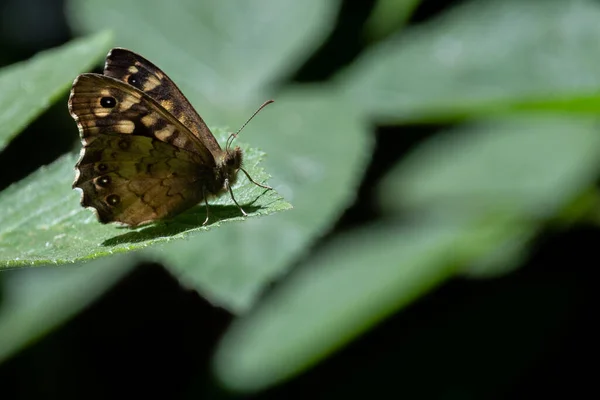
<box><xmin>68</xmin><ymin>48</ymin><xmax>273</xmax><ymax>227</ymax></box>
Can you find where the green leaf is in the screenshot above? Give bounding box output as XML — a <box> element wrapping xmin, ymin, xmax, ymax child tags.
<box><xmin>148</xmin><ymin>88</ymin><xmax>371</xmax><ymax>312</ymax></box>
<box><xmin>0</xmin><ymin>129</ymin><xmax>290</xmax><ymax>268</ymax></box>
<box><xmin>67</xmin><ymin>0</ymin><xmax>340</xmax><ymax>112</ymax></box>
<box><xmin>378</xmin><ymin>115</ymin><xmax>600</xmax><ymax>277</ymax></box>
<box><xmin>364</xmin><ymin>0</ymin><xmax>421</xmax><ymax>41</ymax></box>
<box><xmin>0</xmin><ymin>31</ymin><xmax>112</xmax><ymax>152</ymax></box>
<box><xmin>213</xmin><ymin>219</ymin><xmax>500</xmax><ymax>392</ymax></box>
<box><xmin>379</xmin><ymin>116</ymin><xmax>600</xmax><ymax>219</ymax></box>
<box><xmin>0</xmin><ymin>257</ymin><xmax>135</xmax><ymax>363</ymax></box>
<box><xmin>340</xmin><ymin>0</ymin><xmax>600</xmax><ymax>122</ymax></box>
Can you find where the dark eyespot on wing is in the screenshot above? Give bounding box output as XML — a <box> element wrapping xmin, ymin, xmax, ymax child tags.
<box><xmin>106</xmin><ymin>194</ymin><xmax>120</xmax><ymax>206</ymax></box>
<box><xmin>100</xmin><ymin>97</ymin><xmax>116</xmax><ymax>108</ymax></box>
<box><xmin>95</xmin><ymin>175</ymin><xmax>111</xmax><ymax>187</ymax></box>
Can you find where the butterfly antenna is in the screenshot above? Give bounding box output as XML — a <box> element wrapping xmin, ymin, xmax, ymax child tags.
<box><xmin>226</xmin><ymin>100</ymin><xmax>274</xmax><ymax>151</ymax></box>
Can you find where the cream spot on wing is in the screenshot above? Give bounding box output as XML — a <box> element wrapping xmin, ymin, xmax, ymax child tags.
<box><xmin>119</xmin><ymin>95</ymin><xmax>140</xmax><ymax>111</ymax></box>
<box><xmin>116</xmin><ymin>120</ymin><xmax>135</xmax><ymax>134</ymax></box>
<box><xmin>160</xmin><ymin>99</ymin><xmax>174</xmax><ymax>111</ymax></box>
<box><xmin>143</xmin><ymin>75</ymin><xmax>161</xmax><ymax>91</ymax></box>
<box><xmin>128</xmin><ymin>66</ymin><xmax>139</xmax><ymax>74</ymax></box>
<box><xmin>100</xmin><ymin>89</ymin><xmax>111</xmax><ymax>97</ymax></box>
<box><xmin>173</xmin><ymin>135</ymin><xmax>190</xmax><ymax>149</ymax></box>
<box><xmin>93</xmin><ymin>108</ymin><xmax>111</xmax><ymax>117</ymax></box>
<box><xmin>155</xmin><ymin>124</ymin><xmax>176</xmax><ymax>141</ymax></box>
<box><xmin>141</xmin><ymin>114</ymin><xmax>158</xmax><ymax>127</ymax></box>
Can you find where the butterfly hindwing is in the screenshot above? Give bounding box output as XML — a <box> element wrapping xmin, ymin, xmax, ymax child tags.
<box><xmin>73</xmin><ymin>134</ymin><xmax>210</xmax><ymax>226</ymax></box>
<box><xmin>103</xmin><ymin>48</ymin><xmax>222</xmax><ymax>156</ymax></box>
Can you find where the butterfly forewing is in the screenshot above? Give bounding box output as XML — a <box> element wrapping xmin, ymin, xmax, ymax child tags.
<box><xmin>103</xmin><ymin>48</ymin><xmax>223</xmax><ymax>157</ymax></box>
<box><xmin>69</xmin><ymin>73</ymin><xmax>214</xmax><ymax>163</ymax></box>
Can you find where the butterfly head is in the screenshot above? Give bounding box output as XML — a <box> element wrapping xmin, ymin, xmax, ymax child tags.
<box><xmin>223</xmin><ymin>145</ymin><xmax>243</xmax><ymax>182</ymax></box>
<box><xmin>219</xmin><ymin>99</ymin><xmax>273</xmax><ymax>189</ymax></box>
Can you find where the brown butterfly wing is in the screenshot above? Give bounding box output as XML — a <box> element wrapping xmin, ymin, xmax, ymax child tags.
<box><xmin>69</xmin><ymin>74</ymin><xmax>215</xmax><ymax>226</ymax></box>
<box><xmin>74</xmin><ymin>134</ymin><xmax>209</xmax><ymax>226</ymax></box>
<box><xmin>69</xmin><ymin>73</ymin><xmax>214</xmax><ymax>162</ymax></box>
<box><xmin>103</xmin><ymin>47</ymin><xmax>223</xmax><ymax>157</ymax></box>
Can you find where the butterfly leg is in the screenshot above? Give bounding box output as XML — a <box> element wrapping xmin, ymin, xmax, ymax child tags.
<box><xmin>202</xmin><ymin>187</ymin><xmax>210</xmax><ymax>226</ymax></box>
<box><xmin>241</xmin><ymin>167</ymin><xmax>272</xmax><ymax>190</ymax></box>
<box><xmin>226</xmin><ymin>179</ymin><xmax>248</xmax><ymax>217</ymax></box>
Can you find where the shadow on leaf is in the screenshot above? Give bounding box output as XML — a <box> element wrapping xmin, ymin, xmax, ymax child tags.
<box><xmin>101</xmin><ymin>204</ymin><xmax>262</xmax><ymax>246</ymax></box>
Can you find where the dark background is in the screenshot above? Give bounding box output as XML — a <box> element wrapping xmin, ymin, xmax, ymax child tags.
<box><xmin>0</xmin><ymin>0</ymin><xmax>597</xmax><ymax>398</ymax></box>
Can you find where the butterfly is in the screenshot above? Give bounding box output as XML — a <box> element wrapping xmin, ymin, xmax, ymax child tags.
<box><xmin>68</xmin><ymin>47</ymin><xmax>273</xmax><ymax>227</ymax></box>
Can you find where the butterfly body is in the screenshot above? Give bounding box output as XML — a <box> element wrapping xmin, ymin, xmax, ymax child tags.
<box><xmin>68</xmin><ymin>48</ymin><xmax>269</xmax><ymax>227</ymax></box>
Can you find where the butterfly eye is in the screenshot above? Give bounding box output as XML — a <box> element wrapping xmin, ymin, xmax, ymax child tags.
<box><xmin>100</xmin><ymin>96</ymin><xmax>116</xmax><ymax>108</ymax></box>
